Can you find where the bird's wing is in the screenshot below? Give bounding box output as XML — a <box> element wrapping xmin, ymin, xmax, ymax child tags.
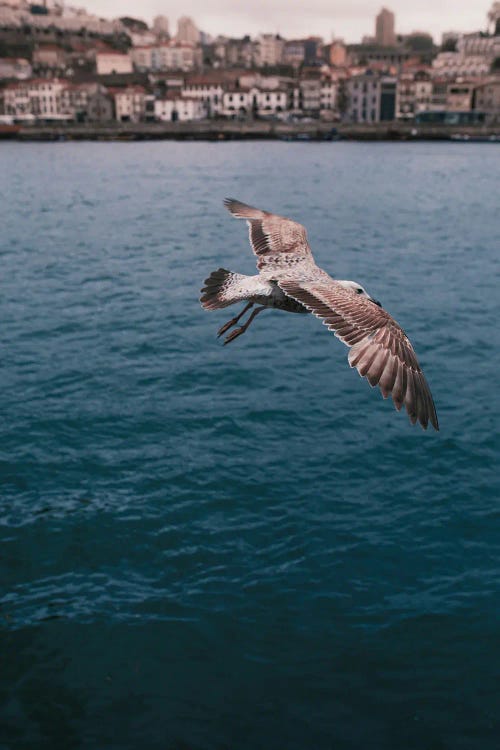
<box><xmin>278</xmin><ymin>277</ymin><xmax>439</xmax><ymax>431</ymax></box>
<box><xmin>224</xmin><ymin>198</ymin><xmax>316</xmax><ymax>275</ymax></box>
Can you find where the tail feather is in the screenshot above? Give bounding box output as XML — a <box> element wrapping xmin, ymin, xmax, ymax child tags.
<box><xmin>200</xmin><ymin>268</ymin><xmax>244</xmax><ymax>310</ymax></box>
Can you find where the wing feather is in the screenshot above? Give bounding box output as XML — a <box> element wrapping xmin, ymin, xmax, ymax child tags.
<box><xmin>279</xmin><ymin>277</ymin><xmax>439</xmax><ymax>431</ymax></box>
<box><xmin>224</xmin><ymin>198</ymin><xmax>316</xmax><ymax>276</ymax></box>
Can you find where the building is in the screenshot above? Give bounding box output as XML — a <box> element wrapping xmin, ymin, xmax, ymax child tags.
<box><xmin>225</xmin><ymin>37</ymin><xmax>254</xmax><ymax>68</ymax></box>
<box><xmin>320</xmin><ymin>78</ymin><xmax>338</xmax><ymax>115</ymax></box>
<box><xmin>375</xmin><ymin>7</ymin><xmax>396</xmax><ymax>47</ymax></box>
<box><xmin>86</xmin><ymin>84</ymin><xmax>114</xmax><ymax>121</ymax></box>
<box><xmin>131</xmin><ymin>43</ymin><xmax>199</xmax><ymax>72</ymax></box>
<box><xmin>221</xmin><ymin>85</ymin><xmax>288</xmax><ymax>118</ymax></box>
<box><xmin>328</xmin><ymin>39</ymin><xmax>347</xmax><ymax>67</ymax></box>
<box><xmin>348</xmin><ymin>44</ymin><xmax>412</xmax><ymax>67</ymax></box>
<box><xmin>283</xmin><ymin>40</ymin><xmax>306</xmax><ymax>68</ymax></box>
<box><xmin>153</xmin><ymin>15</ymin><xmax>169</xmax><ymax>38</ymax></box>
<box><xmin>396</xmin><ymin>69</ymin><xmax>433</xmax><ymax>118</ymax></box>
<box><xmin>96</xmin><ymin>52</ymin><xmax>133</xmax><ymax>76</ymax></box>
<box><xmin>255</xmin><ymin>34</ymin><xmax>284</xmax><ymax>67</ymax></box>
<box><xmin>176</xmin><ymin>16</ymin><xmax>200</xmax><ymax>45</ymax></box>
<box><xmin>155</xmin><ymin>93</ymin><xmax>206</xmax><ymax>121</ymax></box>
<box><xmin>473</xmin><ymin>78</ymin><xmax>500</xmax><ymax>117</ymax></box>
<box><xmin>181</xmin><ymin>75</ymin><xmax>226</xmax><ymax>116</ymax></box>
<box><xmin>0</xmin><ymin>57</ymin><xmax>32</xmax><ymax>80</ymax></box>
<box><xmin>112</xmin><ymin>85</ymin><xmax>146</xmax><ymax>121</ymax></box>
<box><xmin>32</xmin><ymin>44</ymin><xmax>66</xmax><ymax>71</ymax></box>
<box><xmin>60</xmin><ymin>82</ymin><xmax>92</xmax><ymax>120</ymax></box>
<box><xmin>293</xmin><ymin>77</ymin><xmax>322</xmax><ymax>116</ymax></box>
<box><xmin>2</xmin><ymin>78</ymin><xmax>66</xmax><ymax>118</ymax></box>
<box><xmin>346</xmin><ymin>71</ymin><xmax>396</xmax><ymax>122</ymax></box>
<box><xmin>446</xmin><ymin>81</ymin><xmax>475</xmax><ymax>111</ymax></box>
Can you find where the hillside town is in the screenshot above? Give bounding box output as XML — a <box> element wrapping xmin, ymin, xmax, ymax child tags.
<box><xmin>0</xmin><ymin>0</ymin><xmax>499</xmax><ymax>126</ymax></box>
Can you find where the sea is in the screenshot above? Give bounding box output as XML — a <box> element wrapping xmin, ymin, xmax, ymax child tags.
<box><xmin>0</xmin><ymin>140</ymin><xmax>499</xmax><ymax>750</ymax></box>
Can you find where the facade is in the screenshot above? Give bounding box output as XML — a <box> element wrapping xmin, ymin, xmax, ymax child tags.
<box><xmin>221</xmin><ymin>86</ymin><xmax>288</xmax><ymax>117</ymax></box>
<box><xmin>132</xmin><ymin>43</ymin><xmax>199</xmax><ymax>72</ymax></box>
<box><xmin>3</xmin><ymin>78</ymin><xmax>66</xmax><ymax>118</ymax></box>
<box><xmin>375</xmin><ymin>7</ymin><xmax>396</xmax><ymax>47</ymax></box>
<box><xmin>396</xmin><ymin>69</ymin><xmax>433</xmax><ymax>117</ymax></box>
<box><xmin>0</xmin><ymin>57</ymin><xmax>31</xmax><ymax>79</ymax></box>
<box><xmin>155</xmin><ymin>94</ymin><xmax>206</xmax><ymax>121</ymax></box>
<box><xmin>293</xmin><ymin>78</ymin><xmax>322</xmax><ymax>115</ymax></box>
<box><xmin>60</xmin><ymin>82</ymin><xmax>91</xmax><ymax>119</ymax></box>
<box><xmin>433</xmin><ymin>31</ymin><xmax>500</xmax><ymax>78</ymax></box>
<box><xmin>256</xmin><ymin>34</ymin><xmax>284</xmax><ymax>67</ymax></box>
<box><xmin>346</xmin><ymin>71</ymin><xmax>397</xmax><ymax>122</ymax></box>
<box><xmin>283</xmin><ymin>40</ymin><xmax>306</xmax><ymax>67</ymax></box>
<box><xmin>181</xmin><ymin>76</ymin><xmax>225</xmax><ymax>116</ymax></box>
<box><xmin>446</xmin><ymin>81</ymin><xmax>475</xmax><ymax>111</ymax></box>
<box><xmin>348</xmin><ymin>44</ymin><xmax>412</xmax><ymax>66</ymax></box>
<box><xmin>176</xmin><ymin>16</ymin><xmax>200</xmax><ymax>44</ymax></box>
<box><xmin>32</xmin><ymin>45</ymin><xmax>66</xmax><ymax>70</ymax></box>
<box><xmin>328</xmin><ymin>40</ymin><xmax>347</xmax><ymax>67</ymax></box>
<box><xmin>112</xmin><ymin>85</ymin><xmax>146</xmax><ymax>121</ymax></box>
<box><xmin>96</xmin><ymin>53</ymin><xmax>133</xmax><ymax>75</ymax></box>
<box><xmin>225</xmin><ymin>37</ymin><xmax>254</xmax><ymax>68</ymax></box>
<box><xmin>473</xmin><ymin>78</ymin><xmax>500</xmax><ymax>115</ymax></box>
<box><xmin>86</xmin><ymin>85</ymin><xmax>114</xmax><ymax>121</ymax></box>
<box><xmin>153</xmin><ymin>15</ymin><xmax>169</xmax><ymax>38</ymax></box>
<box><xmin>320</xmin><ymin>79</ymin><xmax>338</xmax><ymax>113</ymax></box>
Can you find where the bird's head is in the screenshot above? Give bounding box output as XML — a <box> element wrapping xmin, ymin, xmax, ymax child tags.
<box><xmin>336</xmin><ymin>280</ymin><xmax>382</xmax><ymax>307</ymax></box>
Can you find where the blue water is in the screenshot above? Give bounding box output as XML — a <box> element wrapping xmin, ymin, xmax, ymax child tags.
<box><xmin>0</xmin><ymin>141</ymin><xmax>499</xmax><ymax>749</ymax></box>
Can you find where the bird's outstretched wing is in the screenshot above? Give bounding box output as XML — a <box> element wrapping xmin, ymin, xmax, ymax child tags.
<box><xmin>278</xmin><ymin>277</ymin><xmax>439</xmax><ymax>431</ymax></box>
<box><xmin>224</xmin><ymin>198</ymin><xmax>316</xmax><ymax>276</ymax></box>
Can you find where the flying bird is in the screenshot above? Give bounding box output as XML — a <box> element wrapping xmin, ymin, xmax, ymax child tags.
<box><xmin>200</xmin><ymin>198</ymin><xmax>439</xmax><ymax>431</ymax></box>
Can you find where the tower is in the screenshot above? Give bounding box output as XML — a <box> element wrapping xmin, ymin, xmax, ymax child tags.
<box><xmin>176</xmin><ymin>17</ymin><xmax>201</xmax><ymax>45</ymax></box>
<box><xmin>375</xmin><ymin>7</ymin><xmax>396</xmax><ymax>46</ymax></box>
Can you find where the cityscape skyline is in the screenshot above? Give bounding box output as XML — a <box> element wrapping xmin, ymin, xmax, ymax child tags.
<box><xmin>79</xmin><ymin>0</ymin><xmax>493</xmax><ymax>43</ymax></box>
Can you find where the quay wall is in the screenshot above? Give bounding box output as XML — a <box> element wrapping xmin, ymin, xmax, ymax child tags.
<box><xmin>2</xmin><ymin>120</ymin><xmax>500</xmax><ymax>141</ymax></box>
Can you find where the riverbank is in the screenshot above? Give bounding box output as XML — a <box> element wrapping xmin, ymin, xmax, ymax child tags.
<box><xmin>1</xmin><ymin>120</ymin><xmax>500</xmax><ymax>142</ymax></box>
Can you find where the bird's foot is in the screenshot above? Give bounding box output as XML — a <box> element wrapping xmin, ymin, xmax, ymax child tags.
<box><xmin>223</xmin><ymin>326</ymin><xmax>246</xmax><ymax>345</ymax></box>
<box><xmin>217</xmin><ymin>317</ymin><xmax>239</xmax><ymax>337</ymax></box>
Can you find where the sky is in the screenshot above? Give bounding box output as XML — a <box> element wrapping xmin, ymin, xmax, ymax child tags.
<box><xmin>80</xmin><ymin>0</ymin><xmax>493</xmax><ymax>43</ymax></box>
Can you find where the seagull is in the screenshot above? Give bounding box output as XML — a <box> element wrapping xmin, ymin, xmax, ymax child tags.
<box><xmin>200</xmin><ymin>198</ymin><xmax>439</xmax><ymax>431</ymax></box>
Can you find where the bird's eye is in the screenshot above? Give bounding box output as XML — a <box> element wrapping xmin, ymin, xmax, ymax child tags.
<box><xmin>356</xmin><ymin>288</ymin><xmax>363</xmax><ymax>294</ymax></box>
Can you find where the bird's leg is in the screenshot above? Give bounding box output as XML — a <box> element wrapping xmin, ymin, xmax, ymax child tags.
<box><xmin>217</xmin><ymin>301</ymin><xmax>254</xmax><ymax>337</ymax></box>
<box><xmin>223</xmin><ymin>306</ymin><xmax>266</xmax><ymax>345</ymax></box>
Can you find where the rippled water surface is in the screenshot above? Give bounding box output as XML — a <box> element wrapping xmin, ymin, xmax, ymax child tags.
<box><xmin>1</xmin><ymin>141</ymin><xmax>499</xmax><ymax>749</ymax></box>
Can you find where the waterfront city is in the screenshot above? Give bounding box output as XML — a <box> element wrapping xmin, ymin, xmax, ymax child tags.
<box><xmin>0</xmin><ymin>1</ymin><xmax>499</xmax><ymax>132</ymax></box>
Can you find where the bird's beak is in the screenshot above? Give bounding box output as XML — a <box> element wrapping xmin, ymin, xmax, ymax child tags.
<box><xmin>371</xmin><ymin>298</ymin><xmax>382</xmax><ymax>307</ymax></box>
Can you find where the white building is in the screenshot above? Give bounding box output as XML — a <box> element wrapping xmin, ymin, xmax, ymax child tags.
<box><xmin>2</xmin><ymin>78</ymin><xmax>67</xmax><ymax>118</ymax></box>
<box><xmin>181</xmin><ymin>76</ymin><xmax>225</xmax><ymax>116</ymax></box>
<box><xmin>221</xmin><ymin>86</ymin><xmax>288</xmax><ymax>117</ymax></box>
<box><xmin>433</xmin><ymin>29</ymin><xmax>500</xmax><ymax>79</ymax></box>
<box><xmin>155</xmin><ymin>93</ymin><xmax>206</xmax><ymax>121</ymax></box>
<box><xmin>96</xmin><ymin>52</ymin><xmax>133</xmax><ymax>76</ymax></box>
